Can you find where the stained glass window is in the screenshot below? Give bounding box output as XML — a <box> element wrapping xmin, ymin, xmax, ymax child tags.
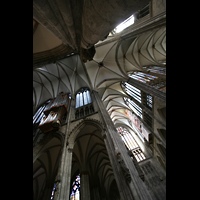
<box><xmin>50</xmin><ymin>183</ymin><xmax>56</xmax><ymax>199</ymax></box>
<box><xmin>70</xmin><ymin>174</ymin><xmax>80</xmax><ymax>200</ymax></box>
<box><xmin>122</xmin><ymin>82</ymin><xmax>141</xmax><ymax>103</ymax></box>
<box><xmin>128</xmin><ymin>70</ymin><xmax>166</xmax><ymax>91</ymax></box>
<box><xmin>125</xmin><ymin>109</ymin><xmax>151</xmax><ymax>142</ymax></box>
<box><xmin>128</xmin><ymin>72</ymin><xmax>158</xmax><ymax>84</ymax></box>
<box><xmin>117</xmin><ymin>127</ymin><xmax>146</xmax><ymax>162</ymax></box>
<box><xmin>124</xmin><ymin>97</ymin><xmax>142</xmax><ymax>119</ymax></box>
<box><xmin>143</xmin><ymin>66</ymin><xmax>166</xmax><ymax>75</ymax></box>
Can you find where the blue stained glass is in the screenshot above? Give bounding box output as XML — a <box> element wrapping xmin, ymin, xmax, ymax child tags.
<box><xmin>70</xmin><ymin>174</ymin><xmax>80</xmax><ymax>200</ymax></box>
<box><xmin>50</xmin><ymin>183</ymin><xmax>56</xmax><ymax>199</ymax></box>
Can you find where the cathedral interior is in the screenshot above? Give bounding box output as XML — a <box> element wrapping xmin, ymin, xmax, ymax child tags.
<box><xmin>33</xmin><ymin>0</ymin><xmax>166</xmax><ymax>199</ymax></box>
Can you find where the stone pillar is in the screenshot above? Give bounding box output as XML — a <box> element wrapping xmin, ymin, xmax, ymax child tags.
<box><xmin>57</xmin><ymin>97</ymin><xmax>74</xmax><ymax>200</ymax></box>
<box><xmin>91</xmin><ymin>186</ymin><xmax>101</xmax><ymax>200</ymax></box>
<box><xmin>42</xmin><ymin>179</ymin><xmax>54</xmax><ymax>200</ymax></box>
<box><xmin>93</xmin><ymin>90</ymin><xmax>154</xmax><ymax>200</ymax></box>
<box><xmin>59</xmin><ymin>147</ymin><xmax>73</xmax><ymax>200</ymax></box>
<box><xmin>80</xmin><ymin>171</ymin><xmax>90</xmax><ymax>200</ymax></box>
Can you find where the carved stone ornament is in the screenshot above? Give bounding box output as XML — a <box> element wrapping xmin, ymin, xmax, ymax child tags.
<box><xmin>68</xmin><ymin>148</ymin><xmax>73</xmax><ymax>153</ymax></box>
<box><xmin>102</xmin><ymin>131</ymin><xmax>106</xmax><ymax>139</ymax></box>
<box><xmin>116</xmin><ymin>152</ymin><xmax>131</xmax><ymax>183</ymax></box>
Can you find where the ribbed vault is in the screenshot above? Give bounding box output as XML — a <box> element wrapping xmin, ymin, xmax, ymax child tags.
<box><xmin>33</xmin><ymin>55</ymin><xmax>91</xmax><ymax>110</ymax></box>
<box><xmin>33</xmin><ymin>137</ymin><xmax>62</xmax><ymax>200</ymax></box>
<box><xmin>71</xmin><ymin>124</ymin><xmax>115</xmax><ymax>196</ymax></box>
<box><xmin>117</xmin><ymin>26</ymin><xmax>166</xmax><ymax>72</ymax></box>
<box><xmin>84</xmin><ymin>25</ymin><xmax>166</xmax><ymax>128</ymax></box>
<box><xmin>33</xmin><ymin>25</ymin><xmax>166</xmax><ymax>132</ymax></box>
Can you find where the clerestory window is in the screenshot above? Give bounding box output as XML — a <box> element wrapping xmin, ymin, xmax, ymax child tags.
<box><xmin>112</xmin><ymin>14</ymin><xmax>135</xmax><ymax>34</ymax></box>
<box><xmin>124</xmin><ymin>97</ymin><xmax>143</xmax><ymax>119</ymax></box>
<box><xmin>121</xmin><ymin>82</ymin><xmax>141</xmax><ymax>103</ymax></box>
<box><xmin>117</xmin><ymin>127</ymin><xmax>146</xmax><ymax>162</ymax></box>
<box><xmin>128</xmin><ymin>71</ymin><xmax>166</xmax><ymax>91</ymax></box>
<box><xmin>75</xmin><ymin>88</ymin><xmax>91</xmax><ymax>108</ymax></box>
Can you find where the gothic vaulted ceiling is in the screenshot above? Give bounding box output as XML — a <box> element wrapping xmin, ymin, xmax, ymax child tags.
<box><xmin>33</xmin><ymin>137</ymin><xmax>62</xmax><ymax>200</ymax></box>
<box><xmin>33</xmin><ymin>0</ymin><xmax>150</xmax><ymax>65</ymax></box>
<box><xmin>33</xmin><ymin>25</ymin><xmax>166</xmax><ymax>129</ymax></box>
<box><xmin>72</xmin><ymin>124</ymin><xmax>114</xmax><ymax>192</ymax></box>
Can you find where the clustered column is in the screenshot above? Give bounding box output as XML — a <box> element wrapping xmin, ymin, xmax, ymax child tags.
<box><xmin>80</xmin><ymin>171</ymin><xmax>91</xmax><ymax>200</ymax></box>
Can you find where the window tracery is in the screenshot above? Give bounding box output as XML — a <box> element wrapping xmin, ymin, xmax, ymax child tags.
<box><xmin>122</xmin><ymin>82</ymin><xmax>141</xmax><ymax>103</ymax></box>
<box><xmin>121</xmin><ymin>81</ymin><xmax>153</xmax><ymax>130</ymax></box>
<box><xmin>75</xmin><ymin>88</ymin><xmax>91</xmax><ymax>108</ymax></box>
<box><xmin>117</xmin><ymin>127</ymin><xmax>146</xmax><ymax>162</ymax></box>
<box><xmin>75</xmin><ymin>88</ymin><xmax>94</xmax><ymax>119</ymax></box>
<box><xmin>128</xmin><ymin>70</ymin><xmax>166</xmax><ymax>91</ymax></box>
<box><xmin>124</xmin><ymin>97</ymin><xmax>142</xmax><ymax>119</ymax></box>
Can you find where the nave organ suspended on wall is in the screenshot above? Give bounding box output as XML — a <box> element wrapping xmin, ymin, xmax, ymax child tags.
<box><xmin>33</xmin><ymin>92</ymin><xmax>70</xmax><ymax>134</ymax></box>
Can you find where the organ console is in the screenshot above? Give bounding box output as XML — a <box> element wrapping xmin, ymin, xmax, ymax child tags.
<box><xmin>38</xmin><ymin>92</ymin><xmax>70</xmax><ymax>133</ymax></box>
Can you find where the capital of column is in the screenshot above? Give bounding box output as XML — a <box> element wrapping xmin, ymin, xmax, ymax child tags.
<box><xmin>67</xmin><ymin>147</ymin><xmax>73</xmax><ymax>153</ymax></box>
<box><xmin>80</xmin><ymin>171</ymin><xmax>89</xmax><ymax>176</ymax></box>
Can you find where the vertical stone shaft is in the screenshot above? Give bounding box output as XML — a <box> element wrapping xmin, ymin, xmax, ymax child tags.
<box><xmin>80</xmin><ymin>172</ymin><xmax>91</xmax><ymax>200</ymax></box>
<box><xmin>93</xmin><ymin>90</ymin><xmax>154</xmax><ymax>200</ymax></box>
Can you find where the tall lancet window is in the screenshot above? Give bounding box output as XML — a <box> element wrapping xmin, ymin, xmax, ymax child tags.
<box><xmin>117</xmin><ymin>127</ymin><xmax>146</xmax><ymax>162</ymax></box>
<box><xmin>124</xmin><ymin>97</ymin><xmax>143</xmax><ymax>119</ymax></box>
<box><xmin>70</xmin><ymin>174</ymin><xmax>80</xmax><ymax>200</ymax></box>
<box><xmin>75</xmin><ymin>88</ymin><xmax>91</xmax><ymax>108</ymax></box>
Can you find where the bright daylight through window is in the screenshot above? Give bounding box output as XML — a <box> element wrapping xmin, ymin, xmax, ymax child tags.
<box><xmin>117</xmin><ymin>127</ymin><xmax>145</xmax><ymax>162</ymax></box>
<box><xmin>75</xmin><ymin>88</ymin><xmax>91</xmax><ymax>108</ymax></box>
<box><xmin>113</xmin><ymin>15</ymin><xmax>135</xmax><ymax>33</ymax></box>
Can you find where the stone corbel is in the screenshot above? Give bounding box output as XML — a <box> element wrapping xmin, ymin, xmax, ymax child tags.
<box><xmin>67</xmin><ymin>147</ymin><xmax>73</xmax><ymax>153</ymax></box>
<box><xmin>101</xmin><ymin>128</ymin><xmax>107</xmax><ymax>139</ymax></box>
<box><xmin>116</xmin><ymin>152</ymin><xmax>131</xmax><ymax>183</ymax></box>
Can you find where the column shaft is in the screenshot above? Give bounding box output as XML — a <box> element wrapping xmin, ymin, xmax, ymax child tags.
<box><xmin>93</xmin><ymin>90</ymin><xmax>154</xmax><ymax>200</ymax></box>
<box><xmin>80</xmin><ymin>173</ymin><xmax>90</xmax><ymax>200</ymax></box>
